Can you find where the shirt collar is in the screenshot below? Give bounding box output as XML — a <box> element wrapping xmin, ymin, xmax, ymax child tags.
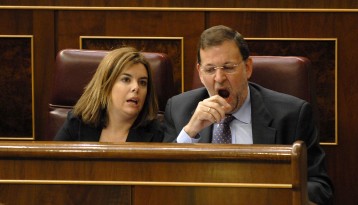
<box><xmin>232</xmin><ymin>86</ymin><xmax>251</xmax><ymax>124</ymax></box>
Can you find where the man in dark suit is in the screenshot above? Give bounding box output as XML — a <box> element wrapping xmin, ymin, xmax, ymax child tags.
<box><xmin>163</xmin><ymin>25</ymin><xmax>333</xmax><ymax>204</ymax></box>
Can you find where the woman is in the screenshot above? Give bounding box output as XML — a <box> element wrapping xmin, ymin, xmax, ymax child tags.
<box><xmin>54</xmin><ymin>47</ymin><xmax>163</xmax><ymax>142</ymax></box>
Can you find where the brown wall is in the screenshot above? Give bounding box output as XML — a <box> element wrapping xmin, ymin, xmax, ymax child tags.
<box><xmin>1</xmin><ymin>1</ymin><xmax>357</xmax><ymax>204</ymax></box>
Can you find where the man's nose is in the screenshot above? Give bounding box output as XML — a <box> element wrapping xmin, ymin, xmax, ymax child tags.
<box><xmin>214</xmin><ymin>68</ymin><xmax>227</xmax><ymax>83</ymax></box>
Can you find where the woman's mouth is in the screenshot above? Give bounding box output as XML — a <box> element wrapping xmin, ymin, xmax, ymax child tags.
<box><xmin>127</xmin><ymin>98</ymin><xmax>139</xmax><ymax>105</ymax></box>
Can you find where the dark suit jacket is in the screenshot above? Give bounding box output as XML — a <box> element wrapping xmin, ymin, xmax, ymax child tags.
<box><xmin>163</xmin><ymin>82</ymin><xmax>333</xmax><ymax>205</ymax></box>
<box><xmin>54</xmin><ymin>111</ymin><xmax>164</xmax><ymax>142</ymax></box>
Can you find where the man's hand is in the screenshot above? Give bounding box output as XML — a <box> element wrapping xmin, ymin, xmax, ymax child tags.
<box><xmin>183</xmin><ymin>95</ymin><xmax>232</xmax><ymax>138</ymax></box>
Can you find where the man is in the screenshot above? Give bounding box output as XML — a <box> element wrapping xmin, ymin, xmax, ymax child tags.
<box><xmin>163</xmin><ymin>25</ymin><xmax>333</xmax><ymax>204</ymax></box>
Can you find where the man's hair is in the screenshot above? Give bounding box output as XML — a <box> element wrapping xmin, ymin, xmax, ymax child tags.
<box><xmin>197</xmin><ymin>25</ymin><xmax>250</xmax><ymax>64</ymax></box>
<box><xmin>73</xmin><ymin>46</ymin><xmax>158</xmax><ymax>128</ymax></box>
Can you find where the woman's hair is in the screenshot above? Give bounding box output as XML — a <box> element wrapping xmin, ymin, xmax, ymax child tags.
<box><xmin>196</xmin><ymin>25</ymin><xmax>250</xmax><ymax>64</ymax></box>
<box><xmin>73</xmin><ymin>47</ymin><xmax>158</xmax><ymax>128</ymax></box>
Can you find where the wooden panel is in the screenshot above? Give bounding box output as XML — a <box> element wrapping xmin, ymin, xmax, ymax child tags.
<box><xmin>32</xmin><ymin>10</ymin><xmax>56</xmax><ymax>140</ymax></box>
<box><xmin>0</xmin><ymin>141</ymin><xmax>307</xmax><ymax>205</ymax></box>
<box><xmin>81</xmin><ymin>37</ymin><xmax>184</xmax><ymax>93</ymax></box>
<box><xmin>207</xmin><ymin>11</ymin><xmax>358</xmax><ymax>205</ymax></box>
<box><xmin>1</xmin><ymin>159</ymin><xmax>292</xmax><ymax>183</ymax></box>
<box><xmin>0</xmin><ymin>36</ymin><xmax>33</xmax><ymax>139</ymax></box>
<box><xmin>0</xmin><ymin>184</ymin><xmax>131</xmax><ymax>205</ymax></box>
<box><xmin>56</xmin><ymin>10</ymin><xmax>204</xmax><ymax>91</ymax></box>
<box><xmin>133</xmin><ymin>186</ymin><xmax>292</xmax><ymax>205</ymax></box>
<box><xmin>1</xmin><ymin>0</ymin><xmax>358</xmax><ymax>8</ymax></box>
<box><xmin>0</xmin><ymin>4</ymin><xmax>358</xmax><ymax>204</ymax></box>
<box><xmin>0</xmin><ymin>10</ymin><xmax>55</xmax><ymax>141</ymax></box>
<box><xmin>247</xmin><ymin>39</ymin><xmax>336</xmax><ymax>144</ymax></box>
<box><xmin>0</xmin><ymin>10</ymin><xmax>33</xmax><ymax>32</ymax></box>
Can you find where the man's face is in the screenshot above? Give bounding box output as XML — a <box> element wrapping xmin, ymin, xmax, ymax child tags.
<box><xmin>197</xmin><ymin>40</ymin><xmax>253</xmax><ymax>113</ymax></box>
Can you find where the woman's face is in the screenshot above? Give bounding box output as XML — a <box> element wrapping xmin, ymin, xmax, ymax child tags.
<box><xmin>108</xmin><ymin>63</ymin><xmax>148</xmax><ymax>121</ymax></box>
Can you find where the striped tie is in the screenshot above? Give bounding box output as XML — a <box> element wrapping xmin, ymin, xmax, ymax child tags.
<box><xmin>212</xmin><ymin>115</ymin><xmax>235</xmax><ymax>144</ymax></box>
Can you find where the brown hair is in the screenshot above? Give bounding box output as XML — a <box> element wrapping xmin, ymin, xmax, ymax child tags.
<box><xmin>197</xmin><ymin>25</ymin><xmax>250</xmax><ymax>64</ymax></box>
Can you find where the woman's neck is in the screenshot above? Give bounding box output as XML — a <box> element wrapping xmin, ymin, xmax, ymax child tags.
<box><xmin>100</xmin><ymin>125</ymin><xmax>130</xmax><ymax>143</ymax></box>
<box><xmin>99</xmin><ymin>113</ymin><xmax>136</xmax><ymax>143</ymax></box>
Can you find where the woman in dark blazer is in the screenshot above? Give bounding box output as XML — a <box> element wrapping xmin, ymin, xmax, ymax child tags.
<box><xmin>54</xmin><ymin>47</ymin><xmax>163</xmax><ymax>142</ymax></box>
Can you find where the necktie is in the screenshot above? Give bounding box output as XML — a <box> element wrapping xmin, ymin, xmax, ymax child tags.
<box><xmin>212</xmin><ymin>115</ymin><xmax>235</xmax><ymax>144</ymax></box>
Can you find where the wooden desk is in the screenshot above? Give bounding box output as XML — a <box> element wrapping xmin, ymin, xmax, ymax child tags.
<box><xmin>0</xmin><ymin>141</ymin><xmax>307</xmax><ymax>205</ymax></box>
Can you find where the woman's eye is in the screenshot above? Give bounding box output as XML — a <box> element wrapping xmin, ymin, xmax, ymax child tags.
<box><xmin>139</xmin><ymin>80</ymin><xmax>148</xmax><ymax>87</ymax></box>
<box><xmin>120</xmin><ymin>77</ymin><xmax>131</xmax><ymax>83</ymax></box>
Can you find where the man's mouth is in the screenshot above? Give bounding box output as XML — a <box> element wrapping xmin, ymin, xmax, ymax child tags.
<box><xmin>218</xmin><ymin>89</ymin><xmax>230</xmax><ymax>98</ymax></box>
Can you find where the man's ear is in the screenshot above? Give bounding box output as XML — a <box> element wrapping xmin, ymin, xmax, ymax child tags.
<box><xmin>196</xmin><ymin>63</ymin><xmax>205</xmax><ymax>85</ymax></box>
<box><xmin>245</xmin><ymin>57</ymin><xmax>253</xmax><ymax>79</ymax></box>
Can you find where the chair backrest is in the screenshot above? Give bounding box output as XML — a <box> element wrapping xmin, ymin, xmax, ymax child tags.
<box><xmin>46</xmin><ymin>49</ymin><xmax>176</xmax><ymax>140</ymax></box>
<box><xmin>192</xmin><ymin>56</ymin><xmax>314</xmax><ymax>103</ymax></box>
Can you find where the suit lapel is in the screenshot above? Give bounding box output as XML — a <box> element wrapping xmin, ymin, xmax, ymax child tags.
<box><xmin>198</xmin><ymin>126</ymin><xmax>213</xmax><ymax>143</ymax></box>
<box><xmin>250</xmin><ymin>84</ymin><xmax>277</xmax><ymax>144</ymax></box>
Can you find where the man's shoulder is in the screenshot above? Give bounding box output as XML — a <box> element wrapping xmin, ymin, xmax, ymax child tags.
<box><xmin>166</xmin><ymin>87</ymin><xmax>208</xmax><ymax>113</ymax></box>
<box><xmin>249</xmin><ymin>82</ymin><xmax>313</xmax><ymax>123</ymax></box>
<box><xmin>171</xmin><ymin>87</ymin><xmax>208</xmax><ymax>100</ymax></box>
<box><xmin>249</xmin><ymin>82</ymin><xmax>306</xmax><ymax>104</ymax></box>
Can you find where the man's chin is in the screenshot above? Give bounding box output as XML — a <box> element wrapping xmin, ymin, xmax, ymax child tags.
<box><xmin>227</xmin><ymin>98</ymin><xmax>240</xmax><ymax>114</ymax></box>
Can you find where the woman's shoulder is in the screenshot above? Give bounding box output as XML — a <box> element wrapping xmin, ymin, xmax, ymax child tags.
<box><xmin>54</xmin><ymin>110</ymin><xmax>80</xmax><ymax>141</ymax></box>
<box><xmin>65</xmin><ymin>110</ymin><xmax>80</xmax><ymax>121</ymax></box>
<box><xmin>132</xmin><ymin>119</ymin><xmax>164</xmax><ymax>142</ymax></box>
<box><xmin>143</xmin><ymin>119</ymin><xmax>164</xmax><ymax>132</ymax></box>
<box><xmin>55</xmin><ymin>110</ymin><xmax>101</xmax><ymax>141</ymax></box>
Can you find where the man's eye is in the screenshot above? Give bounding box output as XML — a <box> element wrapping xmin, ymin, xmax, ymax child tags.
<box><xmin>223</xmin><ymin>65</ymin><xmax>234</xmax><ymax>70</ymax></box>
<box><xmin>223</xmin><ymin>65</ymin><xmax>237</xmax><ymax>72</ymax></box>
<box><xmin>204</xmin><ymin>67</ymin><xmax>215</xmax><ymax>73</ymax></box>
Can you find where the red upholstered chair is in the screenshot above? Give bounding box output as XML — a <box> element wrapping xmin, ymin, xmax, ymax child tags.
<box><xmin>45</xmin><ymin>49</ymin><xmax>176</xmax><ymax>140</ymax></box>
<box><xmin>192</xmin><ymin>56</ymin><xmax>314</xmax><ymax>103</ymax></box>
